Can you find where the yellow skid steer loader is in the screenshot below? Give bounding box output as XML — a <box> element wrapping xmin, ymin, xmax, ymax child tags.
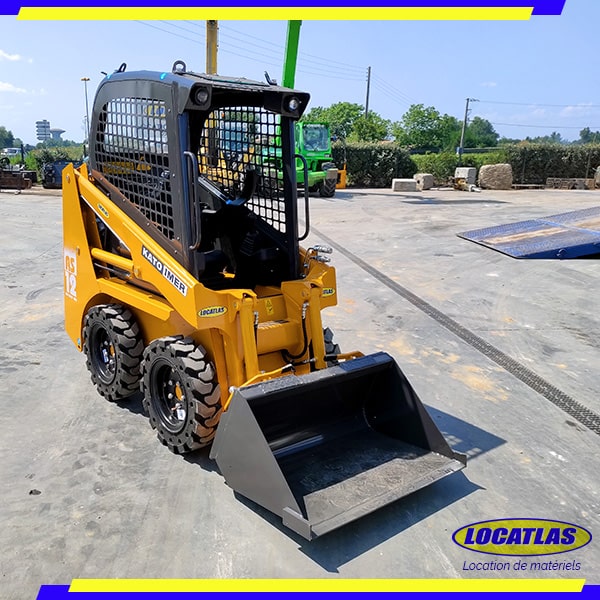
<box><xmin>62</xmin><ymin>61</ymin><xmax>465</xmax><ymax>540</ymax></box>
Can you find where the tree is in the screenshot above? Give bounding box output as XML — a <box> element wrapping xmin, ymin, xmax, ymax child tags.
<box><xmin>464</xmin><ymin>116</ymin><xmax>499</xmax><ymax>148</ymax></box>
<box><xmin>348</xmin><ymin>113</ymin><xmax>391</xmax><ymax>142</ymax></box>
<box><xmin>302</xmin><ymin>102</ymin><xmax>363</xmax><ymax>140</ymax></box>
<box><xmin>575</xmin><ymin>127</ymin><xmax>600</xmax><ymax>144</ymax></box>
<box><xmin>524</xmin><ymin>132</ymin><xmax>566</xmax><ymax>144</ymax></box>
<box><xmin>499</xmin><ymin>136</ymin><xmax>522</xmax><ymax>145</ymax></box>
<box><xmin>438</xmin><ymin>114</ymin><xmax>462</xmax><ymax>151</ymax></box>
<box><xmin>0</xmin><ymin>126</ymin><xmax>15</xmax><ymax>149</ymax></box>
<box><xmin>392</xmin><ymin>104</ymin><xmax>461</xmax><ymax>151</ymax></box>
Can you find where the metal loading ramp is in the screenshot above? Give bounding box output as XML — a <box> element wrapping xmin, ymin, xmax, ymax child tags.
<box><xmin>457</xmin><ymin>205</ymin><xmax>600</xmax><ymax>258</ymax></box>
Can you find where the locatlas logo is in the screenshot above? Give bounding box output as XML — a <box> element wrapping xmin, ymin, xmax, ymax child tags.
<box><xmin>198</xmin><ymin>305</ymin><xmax>227</xmax><ymax>318</ymax></box>
<box><xmin>453</xmin><ymin>518</ymin><xmax>592</xmax><ymax>557</ymax></box>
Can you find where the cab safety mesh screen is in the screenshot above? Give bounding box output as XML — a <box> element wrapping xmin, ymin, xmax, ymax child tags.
<box><xmin>198</xmin><ymin>107</ymin><xmax>286</xmax><ymax>234</ymax></box>
<box><xmin>94</xmin><ymin>97</ymin><xmax>174</xmax><ymax>240</ymax></box>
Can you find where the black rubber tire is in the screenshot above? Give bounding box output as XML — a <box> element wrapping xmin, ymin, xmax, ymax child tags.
<box><xmin>82</xmin><ymin>304</ymin><xmax>144</xmax><ymax>402</ymax></box>
<box><xmin>141</xmin><ymin>336</ymin><xmax>221</xmax><ymax>454</ymax></box>
<box><xmin>319</xmin><ymin>178</ymin><xmax>336</xmax><ymax>198</ymax></box>
<box><xmin>324</xmin><ymin>327</ymin><xmax>341</xmax><ymax>367</ymax></box>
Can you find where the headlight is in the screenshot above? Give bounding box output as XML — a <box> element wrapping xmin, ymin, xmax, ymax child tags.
<box><xmin>194</xmin><ymin>86</ymin><xmax>210</xmax><ymax>106</ymax></box>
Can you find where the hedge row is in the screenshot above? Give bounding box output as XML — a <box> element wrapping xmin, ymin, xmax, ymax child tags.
<box><xmin>504</xmin><ymin>144</ymin><xmax>600</xmax><ymax>184</ymax></box>
<box><xmin>412</xmin><ymin>151</ymin><xmax>508</xmax><ymax>185</ymax></box>
<box><xmin>331</xmin><ymin>142</ymin><xmax>416</xmax><ymax>188</ymax></box>
<box><xmin>332</xmin><ymin>142</ymin><xmax>600</xmax><ymax>187</ymax></box>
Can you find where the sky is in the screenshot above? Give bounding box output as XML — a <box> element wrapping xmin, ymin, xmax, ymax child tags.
<box><xmin>1</xmin><ymin>0</ymin><xmax>599</xmax><ymax>145</ymax></box>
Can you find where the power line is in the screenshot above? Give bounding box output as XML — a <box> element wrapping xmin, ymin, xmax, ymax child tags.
<box><xmin>491</xmin><ymin>121</ymin><xmax>600</xmax><ymax>130</ymax></box>
<box><xmin>373</xmin><ymin>77</ymin><xmax>417</xmax><ymax>106</ymax></box>
<box><xmin>136</xmin><ymin>20</ymin><xmax>199</xmax><ymax>45</ymax></box>
<box><xmin>372</xmin><ymin>76</ymin><xmax>418</xmax><ymax>107</ymax></box>
<box><xmin>371</xmin><ymin>80</ymin><xmax>413</xmax><ymax>110</ymax></box>
<box><xmin>136</xmin><ymin>21</ymin><xmax>364</xmax><ymax>83</ymax></box>
<box><xmin>218</xmin><ymin>22</ymin><xmax>366</xmax><ymax>74</ymax></box>
<box><xmin>480</xmin><ymin>99</ymin><xmax>600</xmax><ymax>109</ymax></box>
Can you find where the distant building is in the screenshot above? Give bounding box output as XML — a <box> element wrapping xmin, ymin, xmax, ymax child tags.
<box><xmin>35</xmin><ymin>120</ymin><xmax>50</xmax><ymax>141</ymax></box>
<box><xmin>49</xmin><ymin>128</ymin><xmax>65</xmax><ymax>141</ymax></box>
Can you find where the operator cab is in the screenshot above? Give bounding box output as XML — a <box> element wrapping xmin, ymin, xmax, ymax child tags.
<box><xmin>88</xmin><ymin>61</ymin><xmax>309</xmax><ymax>291</ymax></box>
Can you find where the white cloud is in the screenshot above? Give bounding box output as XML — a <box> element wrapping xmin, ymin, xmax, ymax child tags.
<box><xmin>0</xmin><ymin>81</ymin><xmax>27</xmax><ymax>93</ymax></box>
<box><xmin>560</xmin><ymin>103</ymin><xmax>593</xmax><ymax>117</ymax></box>
<box><xmin>480</xmin><ymin>81</ymin><xmax>497</xmax><ymax>88</ymax></box>
<box><xmin>0</xmin><ymin>50</ymin><xmax>24</xmax><ymax>62</ymax></box>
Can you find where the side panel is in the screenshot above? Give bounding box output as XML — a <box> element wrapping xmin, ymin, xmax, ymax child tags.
<box><xmin>62</xmin><ymin>163</ymin><xmax>102</xmax><ymax>350</ymax></box>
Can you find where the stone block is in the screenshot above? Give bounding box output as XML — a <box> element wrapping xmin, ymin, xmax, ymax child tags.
<box><xmin>454</xmin><ymin>167</ymin><xmax>477</xmax><ymax>184</ymax></box>
<box><xmin>413</xmin><ymin>173</ymin><xmax>434</xmax><ymax>191</ymax></box>
<box><xmin>391</xmin><ymin>178</ymin><xmax>418</xmax><ymax>192</ymax></box>
<box><xmin>478</xmin><ymin>163</ymin><xmax>513</xmax><ymax>190</ymax></box>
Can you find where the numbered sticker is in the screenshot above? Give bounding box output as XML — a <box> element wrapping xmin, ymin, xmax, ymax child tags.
<box><xmin>64</xmin><ymin>249</ymin><xmax>77</xmax><ymax>300</ymax></box>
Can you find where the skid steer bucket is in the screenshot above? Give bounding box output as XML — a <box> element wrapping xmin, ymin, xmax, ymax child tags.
<box><xmin>210</xmin><ymin>352</ymin><xmax>466</xmax><ymax>540</ymax></box>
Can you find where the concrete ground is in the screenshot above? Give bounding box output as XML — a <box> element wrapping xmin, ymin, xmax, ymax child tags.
<box><xmin>1</xmin><ymin>185</ymin><xmax>599</xmax><ymax>597</ymax></box>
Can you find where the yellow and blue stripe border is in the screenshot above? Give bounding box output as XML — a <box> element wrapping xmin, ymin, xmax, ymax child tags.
<box><xmin>14</xmin><ymin>2</ymin><xmax>579</xmax><ymax>598</ymax></box>
<box><xmin>17</xmin><ymin>7</ymin><xmax>531</xmax><ymax>20</ymax></box>
<box><xmin>36</xmin><ymin>579</ymin><xmax>600</xmax><ymax>598</ymax></box>
<box><xmin>4</xmin><ymin>1</ymin><xmax>567</xmax><ymax>19</ymax></box>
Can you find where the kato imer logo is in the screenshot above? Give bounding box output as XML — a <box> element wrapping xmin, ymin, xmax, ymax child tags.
<box><xmin>453</xmin><ymin>519</ymin><xmax>592</xmax><ymax>557</ymax></box>
<box><xmin>198</xmin><ymin>306</ymin><xmax>227</xmax><ymax>318</ymax></box>
<box><xmin>141</xmin><ymin>246</ymin><xmax>187</xmax><ymax>296</ymax></box>
<box><xmin>322</xmin><ymin>287</ymin><xmax>335</xmax><ymax>297</ymax></box>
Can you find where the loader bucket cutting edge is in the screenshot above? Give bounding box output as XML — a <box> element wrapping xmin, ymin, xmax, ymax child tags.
<box><xmin>209</xmin><ymin>352</ymin><xmax>466</xmax><ymax>540</ymax></box>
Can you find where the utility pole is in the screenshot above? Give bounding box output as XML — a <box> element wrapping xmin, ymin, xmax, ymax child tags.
<box><xmin>458</xmin><ymin>97</ymin><xmax>478</xmax><ymax>165</ymax></box>
<box><xmin>365</xmin><ymin>66</ymin><xmax>371</xmax><ymax>118</ymax></box>
<box><xmin>81</xmin><ymin>77</ymin><xmax>90</xmax><ymax>143</ymax></box>
<box><xmin>206</xmin><ymin>20</ymin><xmax>218</xmax><ymax>74</ymax></box>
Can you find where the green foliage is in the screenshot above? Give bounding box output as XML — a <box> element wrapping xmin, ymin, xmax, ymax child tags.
<box><xmin>392</xmin><ymin>106</ymin><xmax>498</xmax><ymax>152</ymax></box>
<box><xmin>392</xmin><ymin>104</ymin><xmax>463</xmax><ymax>152</ymax></box>
<box><xmin>348</xmin><ymin>113</ymin><xmax>391</xmax><ymax>142</ymax></box>
<box><xmin>411</xmin><ymin>152</ymin><xmax>460</xmax><ymax>184</ymax></box>
<box><xmin>574</xmin><ymin>128</ymin><xmax>600</xmax><ymax>145</ymax></box>
<box><xmin>523</xmin><ymin>131</ymin><xmax>564</xmax><ymax>145</ymax></box>
<box><xmin>36</xmin><ymin>138</ymin><xmax>82</xmax><ymax>149</ymax></box>
<box><xmin>302</xmin><ymin>102</ymin><xmax>363</xmax><ymax>140</ymax></box>
<box><xmin>332</xmin><ymin>141</ymin><xmax>417</xmax><ymax>187</ymax></box>
<box><xmin>303</xmin><ymin>103</ymin><xmax>389</xmax><ymax>142</ymax></box>
<box><xmin>392</xmin><ymin>104</ymin><xmax>459</xmax><ymax>151</ymax></box>
<box><xmin>26</xmin><ymin>146</ymin><xmax>84</xmax><ymax>178</ymax></box>
<box><xmin>0</xmin><ymin>126</ymin><xmax>16</xmax><ymax>149</ymax></box>
<box><xmin>411</xmin><ymin>150</ymin><xmax>508</xmax><ymax>185</ymax></box>
<box><xmin>505</xmin><ymin>143</ymin><xmax>600</xmax><ymax>184</ymax></box>
<box><xmin>461</xmin><ymin>150</ymin><xmax>508</xmax><ymax>171</ymax></box>
<box><xmin>410</xmin><ymin>145</ymin><xmax>600</xmax><ymax>186</ymax></box>
<box><xmin>464</xmin><ymin>117</ymin><xmax>499</xmax><ymax>148</ymax></box>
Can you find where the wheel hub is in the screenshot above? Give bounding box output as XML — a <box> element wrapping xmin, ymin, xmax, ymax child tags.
<box><xmin>151</xmin><ymin>362</ymin><xmax>188</xmax><ymax>433</ymax></box>
<box><xmin>92</xmin><ymin>327</ymin><xmax>117</xmax><ymax>384</ymax></box>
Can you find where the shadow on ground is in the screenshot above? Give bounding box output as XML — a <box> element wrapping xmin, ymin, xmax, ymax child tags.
<box><xmin>227</xmin><ymin>408</ymin><xmax>503</xmax><ymax>571</ymax></box>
